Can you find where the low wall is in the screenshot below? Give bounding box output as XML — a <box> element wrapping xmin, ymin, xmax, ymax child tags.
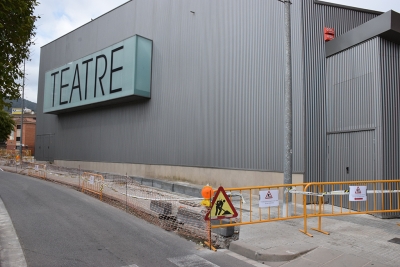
<box><xmin>54</xmin><ymin>160</ymin><xmax>304</xmax><ymax>188</ymax></box>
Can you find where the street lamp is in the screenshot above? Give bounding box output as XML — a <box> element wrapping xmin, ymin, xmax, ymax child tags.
<box><xmin>19</xmin><ymin>59</ymin><xmax>25</xmax><ymax>165</ymax></box>
<box><xmin>278</xmin><ymin>0</ymin><xmax>293</xmax><ymax>216</ymax></box>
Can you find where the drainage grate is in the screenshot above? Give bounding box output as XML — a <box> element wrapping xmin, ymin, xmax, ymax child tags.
<box><xmin>388</xmin><ymin>238</ymin><xmax>400</xmax><ymax>245</ymax></box>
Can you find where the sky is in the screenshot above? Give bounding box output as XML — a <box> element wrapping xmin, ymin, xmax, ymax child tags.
<box><xmin>21</xmin><ymin>0</ymin><xmax>400</xmax><ymax>103</ymax></box>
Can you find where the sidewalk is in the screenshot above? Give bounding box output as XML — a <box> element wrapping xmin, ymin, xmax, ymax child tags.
<box><xmin>230</xmin><ymin>214</ymin><xmax>400</xmax><ymax>266</ymax></box>
<box><xmin>1</xmin><ymin>163</ymin><xmax>400</xmax><ymax>267</ymax></box>
<box><xmin>0</xmin><ymin>197</ymin><xmax>27</xmax><ymax>267</ymax></box>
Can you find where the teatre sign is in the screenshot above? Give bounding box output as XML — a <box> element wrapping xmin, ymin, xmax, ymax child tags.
<box><xmin>43</xmin><ymin>35</ymin><xmax>152</xmax><ymax>114</ymax></box>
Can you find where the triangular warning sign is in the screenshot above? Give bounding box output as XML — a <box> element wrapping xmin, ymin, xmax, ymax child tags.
<box><xmin>205</xmin><ymin>186</ymin><xmax>238</xmax><ymax>220</ymax></box>
<box><xmin>355</xmin><ymin>187</ymin><xmax>362</xmax><ymax>194</ymax></box>
<box><xmin>265</xmin><ymin>191</ymin><xmax>273</xmax><ymax>199</ymax></box>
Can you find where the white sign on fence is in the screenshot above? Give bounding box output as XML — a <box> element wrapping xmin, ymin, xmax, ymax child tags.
<box><xmin>259</xmin><ymin>190</ymin><xmax>279</xmax><ymax>207</ymax></box>
<box><xmin>89</xmin><ymin>176</ymin><xmax>95</xmax><ymax>185</ymax></box>
<box><xmin>349</xmin><ymin>186</ymin><xmax>367</xmax><ymax>201</ymax></box>
<box><xmin>35</xmin><ymin>165</ymin><xmax>39</xmax><ymax>171</ymax></box>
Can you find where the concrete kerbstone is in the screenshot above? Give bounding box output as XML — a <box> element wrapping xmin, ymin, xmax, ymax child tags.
<box><xmin>228</xmin><ymin>241</ymin><xmax>262</xmax><ymax>261</ymax></box>
<box><xmin>141</xmin><ymin>178</ymin><xmax>153</xmax><ymax>187</ymax></box>
<box><xmin>173</xmin><ymin>183</ymin><xmax>202</xmax><ymax>198</ymax></box>
<box><xmin>131</xmin><ymin>176</ymin><xmax>142</xmax><ymax>184</ymax></box>
<box><xmin>229</xmin><ymin>240</ymin><xmax>316</xmax><ymax>262</ymax></box>
<box><xmin>152</xmin><ymin>180</ymin><xmax>174</xmax><ymax>191</ymax></box>
<box><xmin>259</xmin><ymin>243</ymin><xmax>317</xmax><ymax>262</ymax></box>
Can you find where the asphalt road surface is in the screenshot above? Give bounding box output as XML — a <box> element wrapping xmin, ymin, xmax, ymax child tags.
<box><xmin>0</xmin><ymin>171</ymin><xmax>259</xmax><ymax>267</ymax></box>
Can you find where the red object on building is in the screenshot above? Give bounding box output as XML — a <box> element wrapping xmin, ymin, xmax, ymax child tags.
<box><xmin>324</xmin><ymin>27</ymin><xmax>335</xmax><ymax>35</ymax></box>
<box><xmin>324</xmin><ymin>34</ymin><xmax>335</xmax><ymax>41</ymax></box>
<box><xmin>324</xmin><ymin>27</ymin><xmax>335</xmax><ymax>41</ymax></box>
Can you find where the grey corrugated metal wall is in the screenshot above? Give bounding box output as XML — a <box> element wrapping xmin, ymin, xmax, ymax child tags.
<box><xmin>379</xmin><ymin>39</ymin><xmax>400</xmax><ymax>218</ymax></box>
<box><xmin>326</xmin><ymin>37</ymin><xmax>400</xmax><ymax>217</ymax></box>
<box><xmin>327</xmin><ymin>73</ymin><xmax>376</xmax><ymax>133</ymax></box>
<box><xmin>36</xmin><ymin>0</ymin><xmax>390</xmax><ymax>181</ymax></box>
<box><xmin>323</xmin><ymin>5</ymin><xmax>381</xmax><ymax>36</ymax></box>
<box><xmin>325</xmin><ymin>38</ymin><xmax>381</xmax><ymax>183</ymax></box>
<box><xmin>36</xmin><ymin>0</ymin><xmax>306</xmax><ymax>172</ymax></box>
<box><xmin>380</xmin><ymin>39</ymin><xmax>400</xmax><ymax>181</ymax></box>
<box><xmin>302</xmin><ymin>0</ymin><xmax>379</xmax><ymax>183</ymax></box>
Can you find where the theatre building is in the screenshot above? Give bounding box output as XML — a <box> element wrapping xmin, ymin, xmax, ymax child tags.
<box><xmin>36</xmin><ymin>0</ymin><xmax>400</xmax><ymax>188</ymax></box>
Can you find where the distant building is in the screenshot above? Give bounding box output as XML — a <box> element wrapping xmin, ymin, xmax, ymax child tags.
<box><xmin>6</xmin><ymin>111</ymin><xmax>36</xmax><ymax>156</ymax></box>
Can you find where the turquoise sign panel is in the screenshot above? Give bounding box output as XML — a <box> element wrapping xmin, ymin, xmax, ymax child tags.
<box><xmin>43</xmin><ymin>35</ymin><xmax>152</xmax><ymax>114</ymax></box>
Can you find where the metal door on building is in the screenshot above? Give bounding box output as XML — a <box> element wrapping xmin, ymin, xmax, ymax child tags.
<box><xmin>327</xmin><ymin>130</ymin><xmax>376</xmax><ymax>183</ymax></box>
<box><xmin>36</xmin><ymin>134</ymin><xmax>55</xmax><ymax>161</ymax></box>
<box><xmin>326</xmin><ymin>130</ymin><xmax>376</xmax><ymax>209</ymax></box>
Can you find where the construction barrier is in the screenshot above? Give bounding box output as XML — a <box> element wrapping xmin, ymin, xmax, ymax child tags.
<box><xmin>0</xmin><ymin>149</ymin><xmax>16</xmax><ymax>158</ymax></box>
<box><xmin>215</xmin><ymin>183</ymin><xmax>308</xmax><ymax>228</ymax></box>
<box><xmin>1</xmin><ymin>157</ymin><xmax>398</xmax><ymax>247</ymax></box>
<box><xmin>216</xmin><ymin>180</ymin><xmax>400</xmax><ymax>237</ymax></box>
<box><xmin>0</xmin><ymin>150</ymin><xmax>17</xmax><ymax>165</ymax></box>
<box><xmin>0</xmin><ymin>149</ymin><xmax>31</xmax><ymax>158</ymax></box>
<box><xmin>0</xmin><ymin>149</ymin><xmax>32</xmax><ymax>166</ymax></box>
<box><xmin>101</xmin><ymin>175</ymin><xmax>215</xmax><ymax>247</ymax></box>
<box><xmin>81</xmin><ymin>172</ymin><xmax>104</xmax><ymax>200</ymax></box>
<box><xmin>298</xmin><ymin>180</ymin><xmax>400</xmax><ymax>236</ymax></box>
<box><xmin>26</xmin><ymin>163</ymin><xmax>47</xmax><ymax>179</ymax></box>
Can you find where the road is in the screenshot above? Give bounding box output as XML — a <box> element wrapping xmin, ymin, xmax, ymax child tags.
<box><xmin>0</xmin><ymin>171</ymin><xmax>260</xmax><ymax>267</ymax></box>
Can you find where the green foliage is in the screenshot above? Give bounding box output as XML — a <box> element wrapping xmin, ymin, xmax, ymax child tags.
<box><xmin>2</xmin><ymin>98</ymin><xmax>37</xmax><ymax>113</ymax></box>
<box><xmin>0</xmin><ymin>109</ymin><xmax>15</xmax><ymax>142</ymax></box>
<box><xmin>0</xmin><ymin>0</ymin><xmax>39</xmax><ymax>109</ymax></box>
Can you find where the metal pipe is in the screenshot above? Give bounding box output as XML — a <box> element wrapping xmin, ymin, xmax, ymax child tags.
<box><xmin>279</xmin><ymin>0</ymin><xmax>293</xmax><ymax>217</ymax></box>
<box><xmin>126</xmin><ymin>173</ymin><xmax>128</xmax><ymax>212</ymax></box>
<box><xmin>19</xmin><ymin>59</ymin><xmax>25</xmax><ymax>165</ymax></box>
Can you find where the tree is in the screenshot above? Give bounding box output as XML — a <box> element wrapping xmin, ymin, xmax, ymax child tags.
<box><xmin>0</xmin><ymin>0</ymin><xmax>39</xmax><ymax>109</ymax></box>
<box><xmin>0</xmin><ymin>110</ymin><xmax>15</xmax><ymax>143</ymax></box>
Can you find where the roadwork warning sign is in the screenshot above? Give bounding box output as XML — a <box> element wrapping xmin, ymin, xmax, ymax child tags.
<box><xmin>259</xmin><ymin>190</ymin><xmax>279</xmax><ymax>207</ymax></box>
<box><xmin>205</xmin><ymin>186</ymin><xmax>238</xmax><ymax>220</ymax></box>
<box><xmin>349</xmin><ymin>186</ymin><xmax>367</xmax><ymax>201</ymax></box>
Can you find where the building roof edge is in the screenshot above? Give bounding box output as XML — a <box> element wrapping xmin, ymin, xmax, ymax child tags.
<box><xmin>326</xmin><ymin>10</ymin><xmax>400</xmax><ymax>57</ymax></box>
<box><xmin>314</xmin><ymin>0</ymin><xmax>383</xmax><ymax>15</ymax></box>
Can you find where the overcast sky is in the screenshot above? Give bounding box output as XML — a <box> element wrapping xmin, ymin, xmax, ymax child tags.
<box><xmin>22</xmin><ymin>0</ymin><xmax>400</xmax><ymax>103</ymax></box>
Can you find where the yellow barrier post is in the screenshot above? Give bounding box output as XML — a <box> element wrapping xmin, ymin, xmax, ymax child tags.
<box><xmin>299</xmin><ymin>184</ymin><xmax>313</xmax><ymax>237</ymax></box>
<box><xmin>311</xmin><ymin>189</ymin><xmax>330</xmax><ymax>235</ymax></box>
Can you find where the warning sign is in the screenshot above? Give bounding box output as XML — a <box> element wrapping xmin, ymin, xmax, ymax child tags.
<box><xmin>259</xmin><ymin>190</ymin><xmax>279</xmax><ymax>207</ymax></box>
<box><xmin>349</xmin><ymin>186</ymin><xmax>367</xmax><ymax>201</ymax></box>
<box><xmin>205</xmin><ymin>186</ymin><xmax>238</xmax><ymax>220</ymax></box>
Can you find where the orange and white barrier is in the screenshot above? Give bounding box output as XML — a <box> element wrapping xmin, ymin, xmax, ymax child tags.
<box><xmin>81</xmin><ymin>172</ymin><xmax>104</xmax><ymax>200</ymax></box>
